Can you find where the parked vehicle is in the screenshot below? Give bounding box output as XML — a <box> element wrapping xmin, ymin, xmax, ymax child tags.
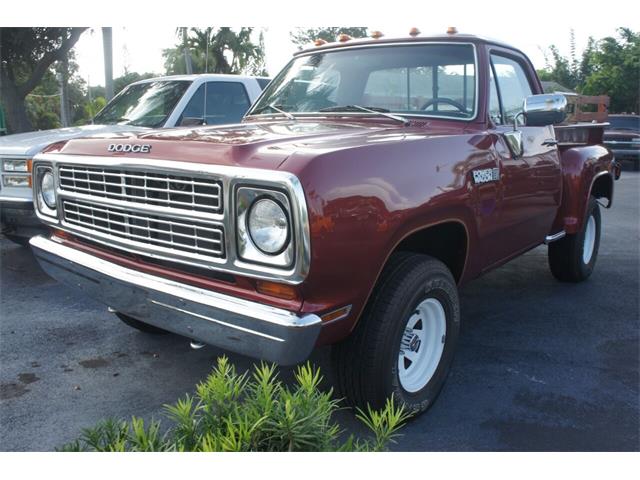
<box><xmin>0</xmin><ymin>74</ymin><xmax>270</xmax><ymax>245</ymax></box>
<box><xmin>604</xmin><ymin>114</ymin><xmax>640</xmax><ymax>171</ymax></box>
<box><xmin>29</xmin><ymin>31</ymin><xmax>619</xmax><ymax>415</ymax></box>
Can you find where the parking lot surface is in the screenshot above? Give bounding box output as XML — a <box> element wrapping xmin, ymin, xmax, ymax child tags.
<box><xmin>1</xmin><ymin>173</ymin><xmax>638</xmax><ymax>452</ymax></box>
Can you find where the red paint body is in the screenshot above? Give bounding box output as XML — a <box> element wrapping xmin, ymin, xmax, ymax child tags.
<box><xmin>48</xmin><ymin>35</ymin><xmax>616</xmax><ymax>346</ymax></box>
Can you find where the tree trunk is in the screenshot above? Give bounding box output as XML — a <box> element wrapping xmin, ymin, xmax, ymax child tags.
<box><xmin>0</xmin><ymin>72</ymin><xmax>31</xmax><ymax>133</ymax></box>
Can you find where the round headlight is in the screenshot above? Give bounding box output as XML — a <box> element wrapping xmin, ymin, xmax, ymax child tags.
<box><xmin>41</xmin><ymin>171</ymin><xmax>56</xmax><ymax>209</ymax></box>
<box><xmin>248</xmin><ymin>198</ymin><xmax>289</xmax><ymax>254</ymax></box>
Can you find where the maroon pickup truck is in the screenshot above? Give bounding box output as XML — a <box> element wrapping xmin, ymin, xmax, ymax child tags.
<box><xmin>29</xmin><ymin>32</ymin><xmax>619</xmax><ymax>415</ymax></box>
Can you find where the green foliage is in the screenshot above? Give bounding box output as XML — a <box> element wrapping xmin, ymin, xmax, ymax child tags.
<box><xmin>163</xmin><ymin>28</ymin><xmax>267</xmax><ymax>76</ymax></box>
<box><xmin>290</xmin><ymin>27</ymin><xmax>369</xmax><ymax>49</ymax></box>
<box><xmin>61</xmin><ymin>356</ymin><xmax>410</xmax><ymax>452</ymax></box>
<box><xmin>539</xmin><ymin>28</ymin><xmax>639</xmax><ymax>113</ymax></box>
<box><xmin>0</xmin><ymin>27</ymin><xmax>87</xmax><ymax>132</ymax></box>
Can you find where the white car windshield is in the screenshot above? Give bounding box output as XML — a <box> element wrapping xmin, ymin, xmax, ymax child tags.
<box><xmin>93</xmin><ymin>80</ymin><xmax>191</xmax><ymax>128</ymax></box>
<box><xmin>249</xmin><ymin>43</ymin><xmax>477</xmax><ymax>120</ymax></box>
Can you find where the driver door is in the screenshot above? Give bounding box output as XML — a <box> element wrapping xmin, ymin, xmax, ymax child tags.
<box><xmin>480</xmin><ymin>52</ymin><xmax>562</xmax><ymax>268</ymax></box>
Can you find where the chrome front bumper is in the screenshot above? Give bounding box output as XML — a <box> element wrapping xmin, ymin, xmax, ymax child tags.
<box><xmin>30</xmin><ymin>235</ymin><xmax>321</xmax><ymax>365</ymax></box>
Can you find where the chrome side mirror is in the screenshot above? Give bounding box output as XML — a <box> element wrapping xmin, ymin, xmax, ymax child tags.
<box><xmin>523</xmin><ymin>94</ymin><xmax>567</xmax><ymax>126</ymax></box>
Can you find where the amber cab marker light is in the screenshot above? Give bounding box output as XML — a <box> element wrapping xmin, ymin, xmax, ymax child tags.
<box><xmin>447</xmin><ymin>26</ymin><xmax>458</xmax><ymax>35</ymax></box>
<box><xmin>338</xmin><ymin>33</ymin><xmax>352</xmax><ymax>42</ymax></box>
<box><xmin>371</xmin><ymin>31</ymin><xmax>384</xmax><ymax>39</ymax></box>
<box><xmin>409</xmin><ymin>27</ymin><xmax>421</xmax><ymax>37</ymax></box>
<box><xmin>256</xmin><ymin>280</ymin><xmax>299</xmax><ymax>301</ymax></box>
<box><xmin>314</xmin><ymin>39</ymin><xmax>327</xmax><ymax>46</ymax></box>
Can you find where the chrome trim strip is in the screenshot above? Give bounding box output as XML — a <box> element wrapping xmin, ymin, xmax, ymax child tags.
<box><xmin>32</xmin><ymin>153</ymin><xmax>312</xmax><ymax>284</ymax></box>
<box><xmin>149</xmin><ymin>299</ymin><xmax>285</xmax><ymax>343</ymax></box>
<box><xmin>0</xmin><ymin>196</ymin><xmax>33</xmax><ymax>204</ymax></box>
<box><xmin>544</xmin><ymin>230</ymin><xmax>566</xmax><ymax>244</ymax></box>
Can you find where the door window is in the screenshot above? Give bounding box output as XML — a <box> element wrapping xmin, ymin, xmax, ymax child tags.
<box><xmin>490</xmin><ymin>54</ymin><xmax>533</xmax><ymax>125</ymax></box>
<box><xmin>180</xmin><ymin>81</ymin><xmax>251</xmax><ymax>126</ymax></box>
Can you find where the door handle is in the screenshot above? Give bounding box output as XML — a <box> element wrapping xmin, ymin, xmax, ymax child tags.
<box><xmin>542</xmin><ymin>138</ymin><xmax>558</xmax><ymax>147</ymax></box>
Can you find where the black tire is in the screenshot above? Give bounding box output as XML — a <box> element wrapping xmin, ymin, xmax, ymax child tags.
<box><xmin>3</xmin><ymin>234</ymin><xmax>30</xmax><ymax>247</ymax></box>
<box><xmin>115</xmin><ymin>312</ymin><xmax>170</xmax><ymax>335</ymax></box>
<box><xmin>548</xmin><ymin>196</ymin><xmax>601</xmax><ymax>282</ymax></box>
<box><xmin>331</xmin><ymin>252</ymin><xmax>460</xmax><ymax>415</ymax></box>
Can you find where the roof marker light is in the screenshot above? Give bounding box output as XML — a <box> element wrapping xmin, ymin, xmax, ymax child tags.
<box><xmin>338</xmin><ymin>33</ymin><xmax>352</xmax><ymax>42</ymax></box>
<box><xmin>409</xmin><ymin>27</ymin><xmax>421</xmax><ymax>37</ymax></box>
<box><xmin>371</xmin><ymin>30</ymin><xmax>384</xmax><ymax>39</ymax></box>
<box><xmin>314</xmin><ymin>39</ymin><xmax>327</xmax><ymax>46</ymax></box>
<box><xmin>447</xmin><ymin>26</ymin><xmax>458</xmax><ymax>35</ymax></box>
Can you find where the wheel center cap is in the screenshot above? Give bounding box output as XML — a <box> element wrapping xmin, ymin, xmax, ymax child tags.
<box><xmin>409</xmin><ymin>334</ymin><xmax>421</xmax><ymax>352</ymax></box>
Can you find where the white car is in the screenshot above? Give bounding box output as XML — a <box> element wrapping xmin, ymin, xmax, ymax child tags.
<box><xmin>0</xmin><ymin>74</ymin><xmax>270</xmax><ymax>244</ymax></box>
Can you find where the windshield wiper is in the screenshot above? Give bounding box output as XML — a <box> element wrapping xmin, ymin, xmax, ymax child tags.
<box><xmin>320</xmin><ymin>105</ymin><xmax>409</xmax><ymax>126</ymax></box>
<box><xmin>253</xmin><ymin>104</ymin><xmax>296</xmax><ymax>121</ymax></box>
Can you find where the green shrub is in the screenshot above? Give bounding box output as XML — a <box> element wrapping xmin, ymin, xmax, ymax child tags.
<box><xmin>61</xmin><ymin>356</ymin><xmax>410</xmax><ymax>452</ymax></box>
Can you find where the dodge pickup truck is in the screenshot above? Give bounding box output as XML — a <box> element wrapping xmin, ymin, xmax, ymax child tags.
<box><xmin>0</xmin><ymin>73</ymin><xmax>269</xmax><ymax>244</ymax></box>
<box><xmin>29</xmin><ymin>31</ymin><xmax>619</xmax><ymax>415</ymax></box>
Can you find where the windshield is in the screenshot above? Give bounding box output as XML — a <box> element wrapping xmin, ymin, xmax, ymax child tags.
<box><xmin>248</xmin><ymin>44</ymin><xmax>477</xmax><ymax>120</ymax></box>
<box><xmin>93</xmin><ymin>80</ymin><xmax>191</xmax><ymax>128</ymax></box>
<box><xmin>609</xmin><ymin>116</ymin><xmax>640</xmax><ymax>131</ymax></box>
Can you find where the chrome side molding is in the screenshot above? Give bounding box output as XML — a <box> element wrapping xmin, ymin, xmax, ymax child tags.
<box><xmin>544</xmin><ymin>230</ymin><xmax>566</xmax><ymax>244</ymax></box>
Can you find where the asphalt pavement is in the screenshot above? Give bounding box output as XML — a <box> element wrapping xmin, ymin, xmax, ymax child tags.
<box><xmin>1</xmin><ymin>173</ymin><xmax>638</xmax><ymax>451</ymax></box>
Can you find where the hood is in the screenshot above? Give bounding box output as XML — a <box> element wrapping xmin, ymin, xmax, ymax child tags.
<box><xmin>52</xmin><ymin>119</ymin><xmax>466</xmax><ymax>171</ymax></box>
<box><xmin>0</xmin><ymin>124</ymin><xmax>148</xmax><ymax>157</ymax></box>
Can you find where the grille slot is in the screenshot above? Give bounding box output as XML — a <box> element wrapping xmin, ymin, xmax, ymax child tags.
<box><xmin>62</xmin><ymin>199</ymin><xmax>225</xmax><ymax>260</ymax></box>
<box><xmin>58</xmin><ymin>165</ymin><xmax>222</xmax><ymax>214</ymax></box>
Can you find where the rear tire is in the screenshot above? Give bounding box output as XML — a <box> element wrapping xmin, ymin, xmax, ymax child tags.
<box><xmin>331</xmin><ymin>253</ymin><xmax>460</xmax><ymax>415</ymax></box>
<box><xmin>548</xmin><ymin>196</ymin><xmax>601</xmax><ymax>282</ymax></box>
<box><xmin>115</xmin><ymin>312</ymin><xmax>170</xmax><ymax>335</ymax></box>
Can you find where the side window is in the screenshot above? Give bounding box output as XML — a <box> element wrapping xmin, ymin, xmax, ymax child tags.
<box><xmin>490</xmin><ymin>54</ymin><xmax>533</xmax><ymax>124</ymax></box>
<box><xmin>181</xmin><ymin>82</ymin><xmax>251</xmax><ymax>126</ymax></box>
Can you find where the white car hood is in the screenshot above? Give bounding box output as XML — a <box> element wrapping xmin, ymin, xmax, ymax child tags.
<box><xmin>0</xmin><ymin>124</ymin><xmax>148</xmax><ymax>157</ymax></box>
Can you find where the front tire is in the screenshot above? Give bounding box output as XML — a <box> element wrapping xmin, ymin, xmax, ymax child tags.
<box><xmin>332</xmin><ymin>253</ymin><xmax>460</xmax><ymax>415</ymax></box>
<box><xmin>548</xmin><ymin>196</ymin><xmax>601</xmax><ymax>282</ymax></box>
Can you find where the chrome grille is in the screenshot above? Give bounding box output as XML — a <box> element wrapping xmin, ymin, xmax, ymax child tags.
<box><xmin>62</xmin><ymin>199</ymin><xmax>225</xmax><ymax>260</ymax></box>
<box><xmin>58</xmin><ymin>165</ymin><xmax>222</xmax><ymax>214</ymax></box>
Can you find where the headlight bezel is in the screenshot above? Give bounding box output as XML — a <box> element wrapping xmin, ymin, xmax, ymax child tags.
<box><xmin>34</xmin><ymin>164</ymin><xmax>58</xmax><ymax>218</ymax></box>
<box><xmin>236</xmin><ymin>186</ymin><xmax>295</xmax><ymax>269</ymax></box>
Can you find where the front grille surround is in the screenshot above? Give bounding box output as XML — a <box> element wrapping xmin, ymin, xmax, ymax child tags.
<box><xmin>32</xmin><ymin>154</ymin><xmax>311</xmax><ymax>285</ymax></box>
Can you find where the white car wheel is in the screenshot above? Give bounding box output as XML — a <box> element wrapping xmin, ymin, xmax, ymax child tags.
<box><xmin>398</xmin><ymin>297</ymin><xmax>447</xmax><ymax>393</ymax></box>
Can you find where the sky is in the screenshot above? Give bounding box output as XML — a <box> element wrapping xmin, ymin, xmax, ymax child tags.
<box><xmin>76</xmin><ymin>16</ymin><xmax>633</xmax><ymax>85</ymax></box>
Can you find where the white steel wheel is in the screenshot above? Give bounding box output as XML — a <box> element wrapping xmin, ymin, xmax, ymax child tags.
<box><xmin>398</xmin><ymin>297</ymin><xmax>447</xmax><ymax>393</ymax></box>
<box><xmin>582</xmin><ymin>215</ymin><xmax>596</xmax><ymax>264</ymax></box>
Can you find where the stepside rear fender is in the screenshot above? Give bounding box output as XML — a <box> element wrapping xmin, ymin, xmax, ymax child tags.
<box><xmin>552</xmin><ymin>144</ymin><xmax>614</xmax><ymax>235</ymax></box>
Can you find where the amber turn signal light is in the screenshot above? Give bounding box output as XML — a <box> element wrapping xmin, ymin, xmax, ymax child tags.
<box><xmin>321</xmin><ymin>305</ymin><xmax>352</xmax><ymax>323</ymax></box>
<box><xmin>52</xmin><ymin>228</ymin><xmax>72</xmax><ymax>240</ymax></box>
<box><xmin>256</xmin><ymin>280</ymin><xmax>299</xmax><ymax>300</ymax></box>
